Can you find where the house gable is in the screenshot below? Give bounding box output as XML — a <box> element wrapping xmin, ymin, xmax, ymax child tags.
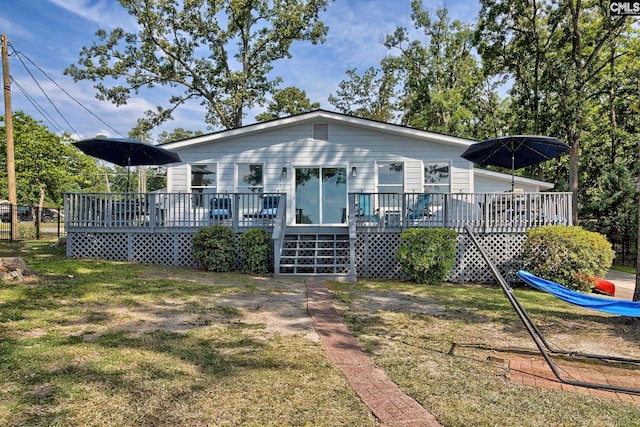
<box><xmin>164</xmin><ymin>109</ymin><xmax>553</xmax><ymax>197</ymax></box>
<box><xmin>166</xmin><ymin>112</ymin><xmax>478</xmax><ymax>195</ymax></box>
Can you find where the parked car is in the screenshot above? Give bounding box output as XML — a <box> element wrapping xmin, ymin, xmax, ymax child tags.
<box><xmin>39</xmin><ymin>208</ymin><xmax>61</xmax><ymax>223</ymax></box>
<box><xmin>0</xmin><ymin>206</ymin><xmax>61</xmax><ymax>223</ymax></box>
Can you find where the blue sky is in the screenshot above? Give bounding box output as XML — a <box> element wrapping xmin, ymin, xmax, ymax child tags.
<box><xmin>1</xmin><ymin>0</ymin><xmax>480</xmax><ymax>140</ymax></box>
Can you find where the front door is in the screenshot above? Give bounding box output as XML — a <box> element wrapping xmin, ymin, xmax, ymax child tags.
<box><xmin>295</xmin><ymin>167</ymin><xmax>347</xmax><ymax>225</ymax></box>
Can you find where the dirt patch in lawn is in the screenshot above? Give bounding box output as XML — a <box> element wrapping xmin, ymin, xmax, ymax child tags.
<box><xmin>52</xmin><ymin>275</ymin><xmax>321</xmax><ymax>343</ymax></box>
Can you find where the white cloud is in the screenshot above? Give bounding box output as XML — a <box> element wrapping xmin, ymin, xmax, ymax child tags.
<box><xmin>0</xmin><ymin>16</ymin><xmax>33</xmax><ymax>39</ymax></box>
<box><xmin>47</xmin><ymin>0</ymin><xmax>137</xmax><ymax>30</ymax></box>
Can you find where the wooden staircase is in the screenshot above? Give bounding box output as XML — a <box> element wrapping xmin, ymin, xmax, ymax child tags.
<box><xmin>276</xmin><ymin>227</ymin><xmax>354</xmax><ymax>280</ymax></box>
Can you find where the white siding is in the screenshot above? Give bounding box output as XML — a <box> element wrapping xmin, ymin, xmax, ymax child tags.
<box><xmin>474</xmin><ymin>174</ymin><xmax>544</xmax><ymax>193</ymax></box>
<box><xmin>167</xmin><ymin>120</ymin><xmax>474</xmax><ymax>195</ymax></box>
<box><xmin>164</xmin><ymin>112</ymin><xmax>557</xmax><ymax>228</ymax></box>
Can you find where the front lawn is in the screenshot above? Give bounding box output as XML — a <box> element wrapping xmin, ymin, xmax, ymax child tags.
<box><xmin>1</xmin><ymin>241</ymin><xmax>639</xmax><ymax>426</ymax></box>
<box><xmin>0</xmin><ymin>241</ymin><xmax>375</xmax><ymax>426</ymax></box>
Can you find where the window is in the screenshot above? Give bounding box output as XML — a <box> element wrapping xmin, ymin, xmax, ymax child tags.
<box><xmin>237</xmin><ymin>163</ymin><xmax>263</xmax><ymax>193</ymax></box>
<box><xmin>424</xmin><ymin>162</ymin><xmax>450</xmax><ymax>193</ymax></box>
<box><xmin>377</xmin><ymin>162</ymin><xmax>404</xmax><ymax>193</ymax></box>
<box><xmin>190</xmin><ymin>163</ymin><xmax>217</xmax><ymax>207</ymax></box>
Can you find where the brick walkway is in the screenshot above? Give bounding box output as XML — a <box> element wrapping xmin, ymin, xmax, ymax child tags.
<box><xmin>509</xmin><ymin>355</ymin><xmax>640</xmax><ymax>404</ymax></box>
<box><xmin>305</xmin><ymin>279</ymin><xmax>442</xmax><ymax>427</ymax></box>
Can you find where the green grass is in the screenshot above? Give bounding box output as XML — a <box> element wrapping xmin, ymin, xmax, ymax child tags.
<box><xmin>330</xmin><ymin>279</ymin><xmax>640</xmax><ymax>426</ymax></box>
<box><xmin>612</xmin><ymin>265</ymin><xmax>636</xmax><ymax>275</ymax></box>
<box><xmin>2</xmin><ymin>241</ymin><xmax>639</xmax><ymax>426</ymax></box>
<box><xmin>0</xmin><ymin>241</ymin><xmax>375</xmax><ymax>427</ymax></box>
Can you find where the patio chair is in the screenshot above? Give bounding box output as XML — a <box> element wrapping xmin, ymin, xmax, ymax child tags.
<box><xmin>355</xmin><ymin>194</ymin><xmax>380</xmax><ymax>225</ymax></box>
<box><xmin>245</xmin><ymin>195</ymin><xmax>280</xmax><ymax>219</ymax></box>
<box><xmin>464</xmin><ymin>224</ymin><xmax>640</xmax><ymax>395</ymax></box>
<box><xmin>210</xmin><ymin>197</ymin><xmax>232</xmax><ymax>220</ymax></box>
<box><xmin>406</xmin><ymin>194</ymin><xmax>432</xmax><ymax>222</ymax></box>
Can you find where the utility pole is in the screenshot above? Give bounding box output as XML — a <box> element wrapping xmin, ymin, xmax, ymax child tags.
<box><xmin>2</xmin><ymin>34</ymin><xmax>18</xmax><ymax>240</ymax></box>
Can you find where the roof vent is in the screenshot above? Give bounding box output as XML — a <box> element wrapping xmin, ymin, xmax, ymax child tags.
<box><xmin>313</xmin><ymin>123</ymin><xmax>328</xmax><ymax>140</ymax></box>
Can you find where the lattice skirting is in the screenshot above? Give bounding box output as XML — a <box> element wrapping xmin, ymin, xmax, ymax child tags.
<box><xmin>67</xmin><ymin>231</ymin><xmax>199</xmax><ymax>266</ymax></box>
<box><xmin>68</xmin><ymin>230</ymin><xmax>525</xmax><ymax>283</ymax></box>
<box><xmin>355</xmin><ymin>231</ymin><xmax>527</xmax><ymax>283</ymax></box>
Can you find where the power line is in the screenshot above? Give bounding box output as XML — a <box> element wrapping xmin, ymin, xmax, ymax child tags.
<box><xmin>10</xmin><ymin>76</ymin><xmax>67</xmax><ymax>134</ymax></box>
<box><xmin>10</xmin><ymin>44</ymin><xmax>79</xmax><ymax>136</ymax></box>
<box><xmin>8</xmin><ymin>41</ymin><xmax>125</xmax><ymax>138</ymax></box>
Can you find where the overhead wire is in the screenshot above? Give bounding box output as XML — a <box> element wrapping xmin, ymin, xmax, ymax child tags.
<box><xmin>10</xmin><ymin>76</ymin><xmax>67</xmax><ymax>134</ymax></box>
<box><xmin>7</xmin><ymin>40</ymin><xmax>125</xmax><ymax>138</ymax></box>
<box><xmin>10</xmin><ymin>44</ymin><xmax>80</xmax><ymax>137</ymax></box>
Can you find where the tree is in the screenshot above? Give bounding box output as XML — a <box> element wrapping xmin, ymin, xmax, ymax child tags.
<box><xmin>328</xmin><ymin>66</ymin><xmax>397</xmax><ymax>122</ymax></box>
<box><xmin>0</xmin><ymin>111</ymin><xmax>103</xmax><ymax>206</ymax></box>
<box><xmin>384</xmin><ymin>3</ymin><xmax>487</xmax><ymax>137</ymax></box>
<box><xmin>65</xmin><ymin>0</ymin><xmax>332</xmax><ymax>131</ymax></box>
<box><xmin>157</xmin><ymin>128</ymin><xmax>204</xmax><ymax>143</ymax></box>
<box><xmin>256</xmin><ymin>87</ymin><xmax>320</xmax><ymax>121</ymax></box>
<box><xmin>582</xmin><ymin>164</ymin><xmax>637</xmax><ymax>241</ymax></box>
<box><xmin>476</xmin><ymin>0</ymin><xmax>634</xmax><ymax>223</ymax></box>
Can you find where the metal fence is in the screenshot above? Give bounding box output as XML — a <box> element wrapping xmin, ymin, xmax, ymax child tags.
<box><xmin>0</xmin><ymin>204</ymin><xmax>66</xmax><ymax>241</ymax></box>
<box><xmin>612</xmin><ymin>237</ymin><xmax>637</xmax><ymax>267</ymax></box>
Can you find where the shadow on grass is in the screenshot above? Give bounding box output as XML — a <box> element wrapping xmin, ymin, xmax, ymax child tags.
<box><xmin>3</xmin><ymin>325</ymin><xmax>304</xmax><ymax>426</ymax></box>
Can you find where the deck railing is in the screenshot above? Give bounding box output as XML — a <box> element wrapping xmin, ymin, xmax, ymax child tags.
<box><xmin>348</xmin><ymin>192</ymin><xmax>572</xmax><ymax>231</ymax></box>
<box><xmin>64</xmin><ymin>192</ymin><xmax>284</xmax><ymax>230</ymax></box>
<box><xmin>65</xmin><ymin>191</ymin><xmax>572</xmax><ymax>232</ymax></box>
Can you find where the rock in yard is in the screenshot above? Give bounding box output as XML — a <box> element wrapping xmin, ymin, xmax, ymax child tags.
<box><xmin>0</xmin><ymin>257</ymin><xmax>32</xmax><ymax>282</ymax></box>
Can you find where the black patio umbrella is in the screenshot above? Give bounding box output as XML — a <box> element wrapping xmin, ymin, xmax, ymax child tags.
<box><xmin>461</xmin><ymin>135</ymin><xmax>569</xmax><ymax>190</ymax></box>
<box><xmin>73</xmin><ymin>137</ymin><xmax>182</xmax><ymax>191</ymax></box>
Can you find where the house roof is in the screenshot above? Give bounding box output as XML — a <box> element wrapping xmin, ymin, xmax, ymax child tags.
<box><xmin>161</xmin><ymin>109</ymin><xmax>478</xmax><ymax>150</ymax></box>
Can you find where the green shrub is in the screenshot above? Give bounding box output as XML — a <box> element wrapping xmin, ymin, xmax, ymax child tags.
<box><xmin>238</xmin><ymin>228</ymin><xmax>273</xmax><ymax>274</ymax></box>
<box><xmin>191</xmin><ymin>225</ymin><xmax>237</xmax><ymax>272</ymax></box>
<box><xmin>520</xmin><ymin>226</ymin><xmax>614</xmax><ymax>291</ymax></box>
<box><xmin>395</xmin><ymin>228</ymin><xmax>458</xmax><ymax>285</ymax></box>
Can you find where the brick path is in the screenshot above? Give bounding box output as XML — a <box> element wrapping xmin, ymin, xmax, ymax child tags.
<box><xmin>509</xmin><ymin>355</ymin><xmax>640</xmax><ymax>404</ymax></box>
<box><xmin>306</xmin><ymin>279</ymin><xmax>442</xmax><ymax>427</ymax></box>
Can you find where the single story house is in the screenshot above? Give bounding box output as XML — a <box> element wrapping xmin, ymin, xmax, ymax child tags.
<box><xmin>65</xmin><ymin>110</ymin><xmax>571</xmax><ymax>281</ymax></box>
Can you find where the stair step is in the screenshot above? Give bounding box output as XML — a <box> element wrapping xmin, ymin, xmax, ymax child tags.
<box><xmin>277</xmin><ymin>231</ymin><xmax>353</xmax><ymax>277</ymax></box>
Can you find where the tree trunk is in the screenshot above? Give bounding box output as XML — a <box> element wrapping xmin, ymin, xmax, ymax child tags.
<box><xmin>634</xmin><ymin>136</ymin><xmax>640</xmax><ymax>301</ymax></box>
<box><xmin>569</xmin><ymin>139</ymin><xmax>580</xmax><ymax>225</ymax></box>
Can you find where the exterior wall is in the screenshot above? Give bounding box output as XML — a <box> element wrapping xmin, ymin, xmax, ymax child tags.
<box><xmin>167</xmin><ymin>119</ymin><xmax>475</xmax><ymax>224</ymax></box>
<box><xmin>474</xmin><ymin>172</ymin><xmax>550</xmax><ymax>193</ymax></box>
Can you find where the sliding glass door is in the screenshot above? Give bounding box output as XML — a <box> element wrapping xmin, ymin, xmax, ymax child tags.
<box><xmin>295</xmin><ymin>167</ymin><xmax>347</xmax><ymax>225</ymax></box>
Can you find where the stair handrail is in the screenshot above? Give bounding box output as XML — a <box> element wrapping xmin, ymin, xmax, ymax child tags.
<box><xmin>272</xmin><ymin>194</ymin><xmax>287</xmax><ymax>275</ymax></box>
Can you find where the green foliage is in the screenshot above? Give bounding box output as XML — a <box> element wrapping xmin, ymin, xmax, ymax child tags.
<box><xmin>395</xmin><ymin>228</ymin><xmax>457</xmax><ymax>285</ymax></box>
<box><xmin>328</xmin><ymin>66</ymin><xmax>397</xmax><ymax>122</ymax></box>
<box><xmin>238</xmin><ymin>228</ymin><xmax>273</xmax><ymax>274</ymax></box>
<box><xmin>0</xmin><ymin>111</ymin><xmax>104</xmax><ymax>205</ymax></box>
<box><xmin>191</xmin><ymin>225</ymin><xmax>237</xmax><ymax>272</ymax></box>
<box><xmin>256</xmin><ymin>87</ymin><xmax>320</xmax><ymax>122</ymax></box>
<box><xmin>520</xmin><ymin>226</ymin><xmax>615</xmax><ymax>292</ymax></box>
<box><xmin>582</xmin><ymin>164</ymin><xmax>638</xmax><ymax>241</ymax></box>
<box><xmin>476</xmin><ymin>0</ymin><xmax>636</xmax><ymax>221</ymax></box>
<box><xmin>65</xmin><ymin>0</ymin><xmax>332</xmax><ymax>130</ymax></box>
<box><xmin>156</xmin><ymin>128</ymin><xmax>205</xmax><ymax>144</ymax></box>
<box><xmin>384</xmin><ymin>5</ymin><xmax>488</xmax><ymax>137</ymax></box>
